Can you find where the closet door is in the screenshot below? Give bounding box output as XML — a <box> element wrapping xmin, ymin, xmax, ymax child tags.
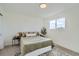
<box><xmin>0</xmin><ymin>15</ymin><xmax>4</xmax><ymax>49</ymax></box>
<box><xmin>0</xmin><ymin>16</ymin><xmax>2</xmax><ymax>34</ymax></box>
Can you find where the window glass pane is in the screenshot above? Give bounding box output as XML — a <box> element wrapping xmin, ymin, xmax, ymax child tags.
<box><xmin>49</xmin><ymin>20</ymin><xmax>56</xmax><ymax>29</ymax></box>
<box><xmin>57</xmin><ymin>17</ymin><xmax>65</xmax><ymax>28</ymax></box>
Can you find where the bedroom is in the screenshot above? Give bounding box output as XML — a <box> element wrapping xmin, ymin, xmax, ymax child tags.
<box><xmin>0</xmin><ymin>3</ymin><xmax>79</xmax><ymax>56</ymax></box>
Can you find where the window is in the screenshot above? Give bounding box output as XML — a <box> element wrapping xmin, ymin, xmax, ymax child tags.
<box><xmin>49</xmin><ymin>20</ymin><xmax>56</xmax><ymax>29</ymax></box>
<box><xmin>57</xmin><ymin>17</ymin><xmax>65</xmax><ymax>28</ymax></box>
<box><xmin>49</xmin><ymin>17</ymin><xmax>65</xmax><ymax>29</ymax></box>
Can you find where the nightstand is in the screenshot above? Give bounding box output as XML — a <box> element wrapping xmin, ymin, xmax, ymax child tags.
<box><xmin>12</xmin><ymin>36</ymin><xmax>21</xmax><ymax>46</ymax></box>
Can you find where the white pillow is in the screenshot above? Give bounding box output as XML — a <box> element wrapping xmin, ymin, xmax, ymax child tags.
<box><xmin>26</xmin><ymin>33</ymin><xmax>36</xmax><ymax>37</ymax></box>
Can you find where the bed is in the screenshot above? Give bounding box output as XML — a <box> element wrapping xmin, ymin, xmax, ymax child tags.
<box><xmin>20</xmin><ymin>33</ymin><xmax>54</xmax><ymax>56</ymax></box>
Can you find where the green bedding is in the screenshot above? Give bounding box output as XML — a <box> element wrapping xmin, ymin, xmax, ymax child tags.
<box><xmin>20</xmin><ymin>36</ymin><xmax>54</xmax><ymax>55</ymax></box>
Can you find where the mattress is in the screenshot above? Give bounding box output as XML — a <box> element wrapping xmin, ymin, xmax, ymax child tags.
<box><xmin>20</xmin><ymin>36</ymin><xmax>54</xmax><ymax>55</ymax></box>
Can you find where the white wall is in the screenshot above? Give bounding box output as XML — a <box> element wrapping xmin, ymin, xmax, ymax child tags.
<box><xmin>3</xmin><ymin>12</ymin><xmax>43</xmax><ymax>46</ymax></box>
<box><xmin>44</xmin><ymin>7</ymin><xmax>79</xmax><ymax>53</ymax></box>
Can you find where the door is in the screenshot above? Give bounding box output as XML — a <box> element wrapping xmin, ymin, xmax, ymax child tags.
<box><xmin>0</xmin><ymin>16</ymin><xmax>2</xmax><ymax>34</ymax></box>
<box><xmin>0</xmin><ymin>15</ymin><xmax>4</xmax><ymax>49</ymax></box>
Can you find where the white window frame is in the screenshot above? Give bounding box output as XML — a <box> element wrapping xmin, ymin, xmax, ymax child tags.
<box><xmin>56</xmin><ymin>17</ymin><xmax>65</xmax><ymax>29</ymax></box>
<box><xmin>49</xmin><ymin>17</ymin><xmax>65</xmax><ymax>29</ymax></box>
<box><xmin>49</xmin><ymin>20</ymin><xmax>56</xmax><ymax>29</ymax></box>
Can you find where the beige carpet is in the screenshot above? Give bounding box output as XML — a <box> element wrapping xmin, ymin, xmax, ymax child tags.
<box><xmin>0</xmin><ymin>45</ymin><xmax>20</xmax><ymax>56</ymax></box>
<box><xmin>0</xmin><ymin>45</ymin><xmax>71</xmax><ymax>56</ymax></box>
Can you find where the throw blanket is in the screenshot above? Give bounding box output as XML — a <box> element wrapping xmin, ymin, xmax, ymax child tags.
<box><xmin>20</xmin><ymin>36</ymin><xmax>54</xmax><ymax>55</ymax></box>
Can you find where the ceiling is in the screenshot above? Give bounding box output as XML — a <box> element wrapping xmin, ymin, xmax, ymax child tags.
<box><xmin>0</xmin><ymin>3</ymin><xmax>79</xmax><ymax>18</ymax></box>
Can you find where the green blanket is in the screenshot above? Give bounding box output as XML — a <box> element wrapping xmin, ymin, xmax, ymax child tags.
<box><xmin>20</xmin><ymin>36</ymin><xmax>54</xmax><ymax>55</ymax></box>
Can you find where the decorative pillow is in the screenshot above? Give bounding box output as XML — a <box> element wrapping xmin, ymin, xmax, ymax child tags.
<box><xmin>16</xmin><ymin>33</ymin><xmax>19</xmax><ymax>36</ymax></box>
<box><xmin>36</xmin><ymin>32</ymin><xmax>39</xmax><ymax>36</ymax></box>
<box><xmin>16</xmin><ymin>32</ymin><xmax>22</xmax><ymax>37</ymax></box>
<box><xmin>22</xmin><ymin>32</ymin><xmax>26</xmax><ymax>37</ymax></box>
<box><xmin>26</xmin><ymin>32</ymin><xmax>37</xmax><ymax>37</ymax></box>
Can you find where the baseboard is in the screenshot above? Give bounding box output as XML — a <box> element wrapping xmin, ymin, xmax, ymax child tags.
<box><xmin>54</xmin><ymin>43</ymin><xmax>79</xmax><ymax>56</ymax></box>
